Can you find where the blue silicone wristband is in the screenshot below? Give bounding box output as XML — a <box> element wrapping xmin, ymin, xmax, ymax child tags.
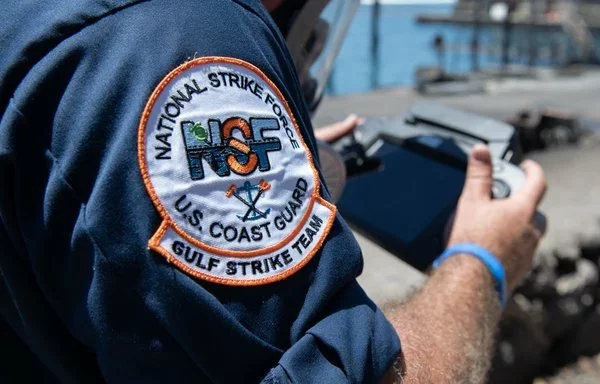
<box><xmin>433</xmin><ymin>243</ymin><xmax>507</xmax><ymax>308</ymax></box>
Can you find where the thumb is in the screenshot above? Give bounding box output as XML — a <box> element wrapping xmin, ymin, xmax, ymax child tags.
<box><xmin>462</xmin><ymin>144</ymin><xmax>493</xmax><ymax>201</ymax></box>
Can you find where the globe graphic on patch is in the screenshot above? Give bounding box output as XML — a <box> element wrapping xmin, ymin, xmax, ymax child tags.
<box><xmin>190</xmin><ymin>122</ymin><xmax>207</xmax><ymax>141</ymax></box>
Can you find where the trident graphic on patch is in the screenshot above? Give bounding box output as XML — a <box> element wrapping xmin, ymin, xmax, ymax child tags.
<box><xmin>225</xmin><ymin>179</ymin><xmax>271</xmax><ymax>222</ymax></box>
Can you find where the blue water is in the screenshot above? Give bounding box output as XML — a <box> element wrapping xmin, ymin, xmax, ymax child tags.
<box><xmin>327</xmin><ymin>4</ymin><xmax>572</xmax><ymax>95</ymax></box>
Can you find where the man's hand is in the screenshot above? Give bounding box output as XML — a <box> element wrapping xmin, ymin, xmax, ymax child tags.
<box><xmin>448</xmin><ymin>144</ymin><xmax>547</xmax><ymax>291</ymax></box>
<box><xmin>382</xmin><ymin>145</ymin><xmax>547</xmax><ymax>384</ymax></box>
<box><xmin>314</xmin><ymin>114</ymin><xmax>364</xmax><ymax>143</ymax></box>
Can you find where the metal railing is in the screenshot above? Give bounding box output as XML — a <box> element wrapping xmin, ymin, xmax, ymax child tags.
<box><xmin>557</xmin><ymin>0</ymin><xmax>597</xmax><ymax>62</ymax></box>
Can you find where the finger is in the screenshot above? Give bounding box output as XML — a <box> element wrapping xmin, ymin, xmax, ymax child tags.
<box><xmin>516</xmin><ymin>160</ymin><xmax>547</xmax><ymax>209</ymax></box>
<box><xmin>462</xmin><ymin>144</ymin><xmax>493</xmax><ymax>201</ymax></box>
<box><xmin>314</xmin><ymin>114</ymin><xmax>362</xmax><ymax>143</ymax></box>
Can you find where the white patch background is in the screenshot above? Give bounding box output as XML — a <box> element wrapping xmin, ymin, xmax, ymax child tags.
<box><xmin>140</xmin><ymin>58</ymin><xmax>335</xmax><ymax>284</ymax></box>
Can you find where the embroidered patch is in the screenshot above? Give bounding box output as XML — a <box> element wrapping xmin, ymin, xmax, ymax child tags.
<box><xmin>138</xmin><ymin>57</ymin><xmax>336</xmax><ymax>286</ymax></box>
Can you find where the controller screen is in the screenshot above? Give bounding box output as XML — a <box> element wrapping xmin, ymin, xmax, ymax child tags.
<box><xmin>337</xmin><ymin>138</ymin><xmax>467</xmax><ymax>270</ymax></box>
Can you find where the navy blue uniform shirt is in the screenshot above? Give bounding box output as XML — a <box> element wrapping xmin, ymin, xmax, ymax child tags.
<box><xmin>0</xmin><ymin>0</ymin><xmax>401</xmax><ymax>382</ymax></box>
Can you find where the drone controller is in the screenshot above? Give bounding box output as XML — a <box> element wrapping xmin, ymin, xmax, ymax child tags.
<box><xmin>333</xmin><ymin>102</ymin><xmax>526</xmax><ymax>271</ymax></box>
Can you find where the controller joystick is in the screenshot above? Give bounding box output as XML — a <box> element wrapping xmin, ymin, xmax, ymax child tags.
<box><xmin>491</xmin><ymin>160</ymin><xmax>525</xmax><ymax>199</ymax></box>
<box><xmin>332</xmin><ymin>131</ymin><xmax>380</xmax><ymax>177</ymax></box>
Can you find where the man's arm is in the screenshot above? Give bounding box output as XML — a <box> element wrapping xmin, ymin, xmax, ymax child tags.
<box><xmin>382</xmin><ymin>145</ymin><xmax>547</xmax><ymax>383</ymax></box>
<box><xmin>383</xmin><ymin>255</ymin><xmax>500</xmax><ymax>383</ymax></box>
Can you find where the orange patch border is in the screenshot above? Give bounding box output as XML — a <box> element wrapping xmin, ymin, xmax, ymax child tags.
<box><xmin>137</xmin><ymin>57</ymin><xmax>337</xmax><ymax>285</ymax></box>
<box><xmin>148</xmin><ymin>196</ymin><xmax>336</xmax><ymax>286</ymax></box>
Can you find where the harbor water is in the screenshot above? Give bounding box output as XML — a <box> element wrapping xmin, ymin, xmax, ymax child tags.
<box><xmin>327</xmin><ymin>3</ymin><xmax>577</xmax><ymax>96</ymax></box>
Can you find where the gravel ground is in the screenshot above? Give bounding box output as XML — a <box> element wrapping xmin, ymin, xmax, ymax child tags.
<box><xmin>536</xmin><ymin>355</ymin><xmax>600</xmax><ymax>384</ymax></box>
<box><xmin>528</xmin><ymin>135</ymin><xmax>600</xmax><ymax>260</ymax></box>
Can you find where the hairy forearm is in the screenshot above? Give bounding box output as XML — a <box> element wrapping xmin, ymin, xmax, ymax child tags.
<box><xmin>382</xmin><ymin>255</ymin><xmax>502</xmax><ymax>384</ymax></box>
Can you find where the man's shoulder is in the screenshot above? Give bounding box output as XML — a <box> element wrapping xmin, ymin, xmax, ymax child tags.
<box><xmin>0</xmin><ymin>0</ymin><xmax>270</xmax><ymax>71</ymax></box>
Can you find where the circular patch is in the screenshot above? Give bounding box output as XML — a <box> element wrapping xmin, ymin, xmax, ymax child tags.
<box><xmin>138</xmin><ymin>57</ymin><xmax>336</xmax><ymax>286</ymax></box>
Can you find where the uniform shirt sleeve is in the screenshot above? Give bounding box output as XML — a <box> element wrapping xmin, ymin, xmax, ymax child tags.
<box><xmin>0</xmin><ymin>0</ymin><xmax>402</xmax><ymax>382</ymax></box>
<box><xmin>262</xmin><ymin>280</ymin><xmax>401</xmax><ymax>383</ymax></box>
